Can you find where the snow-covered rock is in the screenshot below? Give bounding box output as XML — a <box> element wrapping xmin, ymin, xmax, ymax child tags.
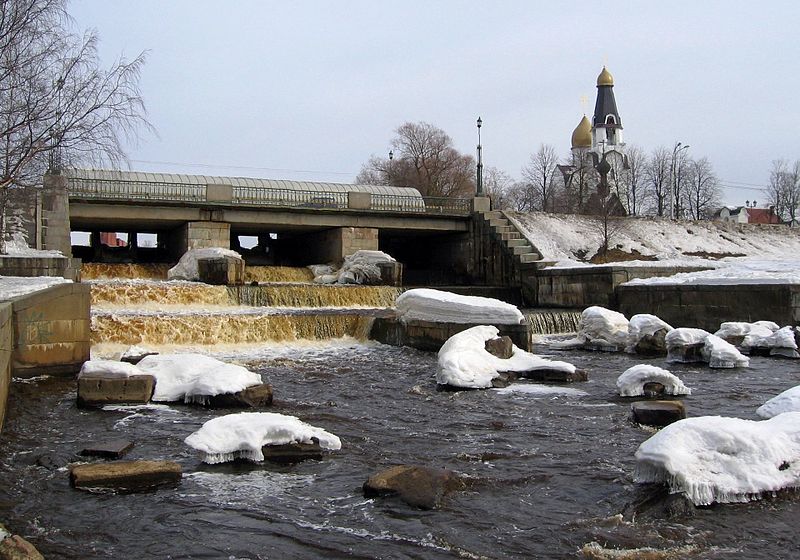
<box><xmin>616</xmin><ymin>365</ymin><xmax>690</xmax><ymax>397</ymax></box>
<box><xmin>634</xmin><ymin>412</ymin><xmax>800</xmax><ymax>506</ymax></box>
<box><xmin>436</xmin><ymin>325</ymin><xmax>575</xmax><ymax>389</ymax></box>
<box><xmin>78</xmin><ymin>359</ymin><xmax>144</xmax><ymax>379</ymax></box>
<box><xmin>136</xmin><ymin>353</ymin><xmax>262</xmax><ymax>403</ymax></box>
<box><xmin>184</xmin><ymin>412</ymin><xmax>341</xmax><ymax>464</ymax></box>
<box><xmin>714</xmin><ymin>321</ymin><xmax>775</xmax><ymax>346</ymax></box>
<box><xmin>665</xmin><ymin>328</ymin><xmax>710</xmax><ymax>363</ymax></box>
<box><xmin>579</xmin><ymin>306</ymin><xmax>630</xmax><ymax>351</ymax></box>
<box><xmin>757</xmin><ymin>385</ymin><xmax>800</xmax><ymax>419</ymax></box>
<box><xmin>312</xmin><ymin>250</ymin><xmax>396</xmax><ymax>285</ymax></box>
<box><xmin>625</xmin><ymin>314</ymin><xmax>673</xmax><ymax>354</ymax></box>
<box><xmin>168</xmin><ymin>248</ymin><xmax>242</xmax><ymax>281</ymax></box>
<box><xmin>742</xmin><ymin>326</ymin><xmax>799</xmax><ymax>358</ymax></box>
<box><xmin>396</xmin><ymin>288</ymin><xmax>524</xmax><ymax>325</ymax></box>
<box><xmin>702</xmin><ymin>334</ymin><xmax>750</xmax><ymax>368</ymax></box>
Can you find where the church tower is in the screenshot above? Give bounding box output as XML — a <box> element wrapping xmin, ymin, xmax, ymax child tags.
<box><xmin>591</xmin><ymin>66</ymin><xmax>625</xmax><ymax>160</ymax></box>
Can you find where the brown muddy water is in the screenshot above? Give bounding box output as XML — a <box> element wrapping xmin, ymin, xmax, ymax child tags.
<box><xmin>0</xmin><ymin>344</ymin><xmax>798</xmax><ymax>559</ymax></box>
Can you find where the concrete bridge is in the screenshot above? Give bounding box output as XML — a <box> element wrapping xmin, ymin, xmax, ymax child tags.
<box><xmin>46</xmin><ymin>169</ymin><xmax>490</xmax><ymax>283</ymax></box>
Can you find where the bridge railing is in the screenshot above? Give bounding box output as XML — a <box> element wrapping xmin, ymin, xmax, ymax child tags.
<box><xmin>68</xmin><ymin>177</ymin><xmax>206</xmax><ymax>201</ymax></box>
<box><xmin>67</xmin><ymin>177</ymin><xmax>473</xmax><ymax>216</ymax></box>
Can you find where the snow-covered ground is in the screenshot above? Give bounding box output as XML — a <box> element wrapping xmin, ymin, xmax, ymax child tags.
<box><xmin>507</xmin><ymin>211</ymin><xmax>800</xmax><ymax>284</ymax></box>
<box><xmin>0</xmin><ymin>276</ymin><xmax>71</xmax><ymax>301</ymax></box>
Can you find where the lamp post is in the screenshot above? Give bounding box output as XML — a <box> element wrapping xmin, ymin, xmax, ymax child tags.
<box><xmin>670</xmin><ymin>142</ymin><xmax>690</xmax><ymax>219</ymax></box>
<box><xmin>476</xmin><ymin>117</ymin><xmax>483</xmax><ymax>195</ymax></box>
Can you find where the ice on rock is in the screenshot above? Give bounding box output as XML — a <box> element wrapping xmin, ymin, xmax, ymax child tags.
<box><xmin>78</xmin><ymin>359</ymin><xmax>143</xmax><ymax>379</ymax></box>
<box><xmin>397</xmin><ymin>288</ymin><xmax>524</xmax><ymax>325</ymax></box>
<box><xmin>634</xmin><ymin>412</ymin><xmax>800</xmax><ymax>505</ymax></box>
<box><xmin>312</xmin><ymin>250</ymin><xmax>396</xmax><ymax>284</ymax></box>
<box><xmin>702</xmin><ymin>334</ymin><xmax>750</xmax><ymax>368</ymax></box>
<box><xmin>757</xmin><ymin>385</ymin><xmax>800</xmax><ymax>418</ymax></box>
<box><xmin>137</xmin><ymin>353</ymin><xmax>263</xmax><ymax>403</ymax></box>
<box><xmin>168</xmin><ymin>247</ymin><xmax>242</xmax><ymax>281</ymax></box>
<box><xmin>437</xmin><ymin>325</ymin><xmax>576</xmax><ymax>389</ymax></box>
<box><xmin>753</xmin><ymin>320</ymin><xmax>780</xmax><ymax>332</ymax></box>
<box><xmin>616</xmin><ymin>365</ymin><xmax>690</xmax><ymax>397</ymax></box>
<box><xmin>625</xmin><ymin>314</ymin><xmax>673</xmax><ymax>353</ymax></box>
<box><xmin>714</xmin><ymin>321</ymin><xmax>774</xmax><ymax>344</ymax></box>
<box><xmin>743</xmin><ymin>326</ymin><xmax>799</xmax><ymax>358</ymax></box>
<box><xmin>185</xmin><ymin>412</ymin><xmax>342</xmax><ymax>464</ymax></box>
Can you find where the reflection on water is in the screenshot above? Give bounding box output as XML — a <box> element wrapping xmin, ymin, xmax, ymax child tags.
<box><xmin>0</xmin><ymin>343</ymin><xmax>798</xmax><ymax>559</ymax></box>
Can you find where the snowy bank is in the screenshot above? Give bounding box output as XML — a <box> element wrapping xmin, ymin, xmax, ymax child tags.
<box><xmin>396</xmin><ymin>288</ymin><xmax>524</xmax><ymax>325</ymax></box>
<box><xmin>185</xmin><ymin>412</ymin><xmax>341</xmax><ymax>464</ymax></box>
<box><xmin>757</xmin><ymin>386</ymin><xmax>800</xmax><ymax>419</ymax></box>
<box><xmin>616</xmin><ymin>365</ymin><xmax>690</xmax><ymax>397</ymax></box>
<box><xmin>168</xmin><ymin>248</ymin><xmax>242</xmax><ymax>281</ymax></box>
<box><xmin>634</xmin><ymin>413</ymin><xmax>800</xmax><ymax>505</ymax></box>
<box><xmin>0</xmin><ymin>275</ymin><xmax>71</xmax><ymax>301</ymax></box>
<box><xmin>623</xmin><ymin>259</ymin><xmax>800</xmax><ymax>286</ymax></box>
<box><xmin>436</xmin><ymin>325</ymin><xmax>575</xmax><ymax>389</ymax></box>
<box><xmin>313</xmin><ymin>250</ymin><xmax>395</xmax><ymax>284</ymax></box>
<box><xmin>136</xmin><ymin>353</ymin><xmax>262</xmax><ymax>403</ymax></box>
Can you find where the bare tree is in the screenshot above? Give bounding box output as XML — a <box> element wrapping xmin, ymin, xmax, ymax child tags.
<box><xmin>619</xmin><ymin>144</ymin><xmax>647</xmax><ymax>215</ymax></box>
<box><xmin>670</xmin><ymin>145</ymin><xmax>691</xmax><ymax>219</ymax></box>
<box><xmin>685</xmin><ymin>157</ymin><xmax>721</xmax><ymax>220</ymax></box>
<box><xmin>482</xmin><ymin>166</ymin><xmax>514</xmax><ymax>210</ymax></box>
<box><xmin>356</xmin><ymin>121</ymin><xmax>475</xmax><ymax>198</ymax></box>
<box><xmin>764</xmin><ymin>159</ymin><xmax>800</xmax><ymax>224</ymax></box>
<box><xmin>0</xmin><ymin>0</ymin><xmax>151</xmax><ymax>252</ymax></box>
<box><xmin>521</xmin><ymin>144</ymin><xmax>559</xmax><ymax>212</ymax></box>
<box><xmin>556</xmin><ymin>151</ymin><xmax>597</xmax><ymax>214</ymax></box>
<box><xmin>645</xmin><ymin>146</ymin><xmax>671</xmax><ymax>216</ymax></box>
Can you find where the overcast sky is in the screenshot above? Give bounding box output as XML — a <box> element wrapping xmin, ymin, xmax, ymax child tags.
<box><xmin>70</xmin><ymin>0</ymin><xmax>800</xmax><ymax>206</ymax></box>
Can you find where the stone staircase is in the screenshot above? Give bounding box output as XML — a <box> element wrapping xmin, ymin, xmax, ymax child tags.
<box><xmin>482</xmin><ymin>210</ymin><xmax>548</xmax><ymax>266</ymax></box>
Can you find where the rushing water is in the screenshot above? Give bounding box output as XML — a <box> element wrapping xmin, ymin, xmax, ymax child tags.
<box><xmin>0</xmin><ymin>265</ymin><xmax>798</xmax><ymax>558</ymax></box>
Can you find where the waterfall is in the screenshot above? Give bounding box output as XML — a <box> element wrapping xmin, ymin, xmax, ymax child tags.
<box><xmin>524</xmin><ymin>309</ymin><xmax>581</xmax><ymax>334</ymax></box>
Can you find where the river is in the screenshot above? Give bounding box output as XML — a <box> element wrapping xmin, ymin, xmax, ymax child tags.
<box><xmin>0</xmin><ymin>266</ymin><xmax>797</xmax><ymax>559</ymax></box>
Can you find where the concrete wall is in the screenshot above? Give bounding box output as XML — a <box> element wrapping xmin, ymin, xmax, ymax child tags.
<box><xmin>278</xmin><ymin>227</ymin><xmax>379</xmax><ymax>265</ymax></box>
<box><xmin>0</xmin><ymin>256</ymin><xmax>81</xmax><ymax>282</ymax></box>
<box><xmin>617</xmin><ymin>283</ymin><xmax>800</xmax><ymax>331</ymax></box>
<box><xmin>179</xmin><ymin>221</ymin><xmax>231</xmax><ymax>252</ymax></box>
<box><xmin>41</xmin><ymin>174</ymin><xmax>72</xmax><ymax>255</ymax></box>
<box><xmin>0</xmin><ymin>303</ymin><xmax>12</xmax><ymax>433</ymax></box>
<box><xmin>10</xmin><ymin>283</ymin><xmax>91</xmax><ymax>377</ymax></box>
<box><xmin>535</xmin><ymin>265</ymin><xmax>710</xmax><ymax>309</ymax></box>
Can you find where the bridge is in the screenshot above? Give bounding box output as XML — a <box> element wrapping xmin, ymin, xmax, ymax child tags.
<box><xmin>48</xmin><ymin>169</ymin><xmax>488</xmax><ymax>282</ymax></box>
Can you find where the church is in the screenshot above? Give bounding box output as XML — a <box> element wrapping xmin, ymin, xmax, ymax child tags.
<box><xmin>564</xmin><ymin>66</ymin><xmax>628</xmax><ymax>214</ymax></box>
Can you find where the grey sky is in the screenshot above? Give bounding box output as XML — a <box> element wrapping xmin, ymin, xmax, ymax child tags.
<box><xmin>71</xmin><ymin>0</ymin><xmax>800</xmax><ymax>206</ymax></box>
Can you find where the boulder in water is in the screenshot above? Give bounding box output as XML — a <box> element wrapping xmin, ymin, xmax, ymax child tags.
<box><xmin>626</xmin><ymin>314</ymin><xmax>673</xmax><ymax>356</ymax></box>
<box><xmin>631</xmin><ymin>400</ymin><xmax>686</xmax><ymax>427</ymax></box>
<box><xmin>516</xmin><ymin>367</ymin><xmax>588</xmax><ymax>383</ymax></box>
<box><xmin>363</xmin><ymin>465</ymin><xmax>466</xmax><ymax>509</ymax></box>
<box><xmin>485</xmin><ymin>336</ymin><xmax>513</xmax><ymax>359</ymax></box>
<box><xmin>0</xmin><ymin>532</ymin><xmax>44</xmax><ymax>560</ymax></box>
<box><xmin>206</xmin><ymin>383</ymin><xmax>274</xmax><ymax>408</ymax></box>
<box><xmin>79</xmin><ymin>439</ymin><xmax>135</xmax><ymax>459</ymax></box>
<box><xmin>665</xmin><ymin>328</ymin><xmax>709</xmax><ymax>364</ymax></box>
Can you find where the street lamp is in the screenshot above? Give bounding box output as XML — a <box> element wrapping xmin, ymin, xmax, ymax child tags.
<box><xmin>670</xmin><ymin>142</ymin><xmax>690</xmax><ymax>219</ymax></box>
<box><xmin>476</xmin><ymin>117</ymin><xmax>483</xmax><ymax>195</ymax></box>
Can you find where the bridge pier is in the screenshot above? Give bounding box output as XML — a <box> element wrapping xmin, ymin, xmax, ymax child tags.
<box><xmin>177</xmin><ymin>221</ymin><xmax>231</xmax><ymax>255</ymax></box>
<box><xmin>276</xmin><ymin>227</ymin><xmax>378</xmax><ymax>265</ymax></box>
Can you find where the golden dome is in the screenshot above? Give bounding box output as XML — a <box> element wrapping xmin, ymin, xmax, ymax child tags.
<box><xmin>571</xmin><ymin>115</ymin><xmax>592</xmax><ymax>148</ymax></box>
<box><xmin>597</xmin><ymin>66</ymin><xmax>614</xmax><ymax>86</ymax></box>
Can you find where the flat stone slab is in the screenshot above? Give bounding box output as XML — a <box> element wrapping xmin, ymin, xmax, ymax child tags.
<box><xmin>517</xmin><ymin>368</ymin><xmax>588</xmax><ymax>383</ymax></box>
<box><xmin>260</xmin><ymin>441</ymin><xmax>324</xmax><ymax>463</ymax></box>
<box><xmin>77</xmin><ymin>375</ymin><xmax>155</xmax><ymax>407</ymax></box>
<box><xmin>79</xmin><ymin>439</ymin><xmax>134</xmax><ymax>459</ymax></box>
<box><xmin>631</xmin><ymin>400</ymin><xmax>686</xmax><ymax>427</ymax></box>
<box><xmin>70</xmin><ymin>460</ymin><xmax>182</xmax><ymax>492</ymax></box>
<box><xmin>207</xmin><ymin>383</ymin><xmax>273</xmax><ymax>408</ymax></box>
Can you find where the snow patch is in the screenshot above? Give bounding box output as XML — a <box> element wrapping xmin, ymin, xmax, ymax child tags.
<box><xmin>185</xmin><ymin>412</ymin><xmax>341</xmax><ymax>464</ymax></box>
<box><xmin>493</xmin><ymin>384</ymin><xmax>588</xmax><ymax>397</ymax></box>
<box><xmin>616</xmin><ymin>365</ymin><xmax>690</xmax><ymax>397</ymax></box>
<box><xmin>703</xmin><ymin>334</ymin><xmax>750</xmax><ymax>368</ymax></box>
<box><xmin>396</xmin><ymin>288</ymin><xmax>524</xmax><ymax>325</ymax></box>
<box><xmin>0</xmin><ymin>275</ymin><xmax>71</xmax><ymax>301</ymax></box>
<box><xmin>136</xmin><ymin>353</ymin><xmax>262</xmax><ymax>403</ymax></box>
<box><xmin>634</xmin><ymin>412</ymin><xmax>800</xmax><ymax>505</ymax></box>
<box><xmin>436</xmin><ymin>325</ymin><xmax>575</xmax><ymax>389</ymax></box>
<box><xmin>312</xmin><ymin>250</ymin><xmax>395</xmax><ymax>284</ymax></box>
<box><xmin>78</xmin><ymin>359</ymin><xmax>143</xmax><ymax>379</ymax></box>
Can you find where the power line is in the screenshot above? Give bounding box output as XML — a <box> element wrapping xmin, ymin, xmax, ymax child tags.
<box><xmin>130</xmin><ymin>159</ymin><xmax>355</xmax><ymax>177</ymax></box>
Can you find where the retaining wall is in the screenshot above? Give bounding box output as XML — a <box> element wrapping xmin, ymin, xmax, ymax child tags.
<box><xmin>617</xmin><ymin>283</ymin><xmax>800</xmax><ymax>331</ymax></box>
<box><xmin>9</xmin><ymin>283</ymin><xmax>91</xmax><ymax>377</ymax></box>
<box><xmin>0</xmin><ymin>256</ymin><xmax>81</xmax><ymax>281</ymax></box>
<box><xmin>0</xmin><ymin>303</ymin><xmax>12</xmax><ymax>432</ymax></box>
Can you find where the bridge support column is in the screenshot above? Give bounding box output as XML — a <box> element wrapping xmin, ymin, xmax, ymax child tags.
<box><xmin>278</xmin><ymin>227</ymin><xmax>378</xmax><ymax>265</ymax></box>
<box><xmin>41</xmin><ymin>174</ymin><xmax>72</xmax><ymax>256</ymax></box>
<box><xmin>177</xmin><ymin>221</ymin><xmax>231</xmax><ymax>255</ymax></box>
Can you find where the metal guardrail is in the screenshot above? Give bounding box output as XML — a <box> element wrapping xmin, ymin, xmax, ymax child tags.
<box><xmin>67</xmin><ymin>177</ymin><xmax>472</xmax><ymax>216</ymax></box>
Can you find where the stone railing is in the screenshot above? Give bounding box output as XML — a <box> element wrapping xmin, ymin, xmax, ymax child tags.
<box><xmin>67</xmin><ymin>177</ymin><xmax>473</xmax><ymax>216</ymax></box>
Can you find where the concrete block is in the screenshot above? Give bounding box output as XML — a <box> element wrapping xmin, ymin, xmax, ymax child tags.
<box><xmin>206</xmin><ymin>184</ymin><xmax>233</xmax><ymax>202</ymax></box>
<box><xmin>77</xmin><ymin>375</ymin><xmax>155</xmax><ymax>407</ymax></box>
<box><xmin>69</xmin><ymin>460</ymin><xmax>182</xmax><ymax>492</ymax></box>
<box><xmin>79</xmin><ymin>439</ymin><xmax>135</xmax><ymax>459</ymax></box>
<box><xmin>631</xmin><ymin>400</ymin><xmax>686</xmax><ymax>427</ymax></box>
